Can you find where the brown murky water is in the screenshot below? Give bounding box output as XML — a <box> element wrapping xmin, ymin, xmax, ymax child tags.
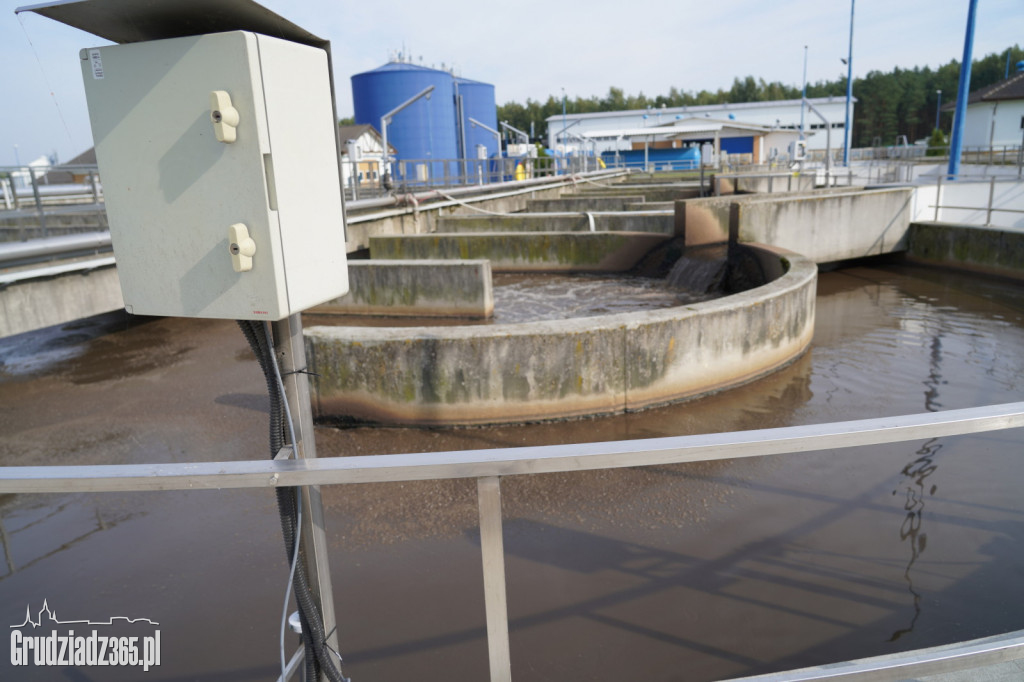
<box><xmin>0</xmin><ymin>262</ymin><xmax>1023</xmax><ymax>681</ymax></box>
<box><xmin>305</xmin><ymin>271</ymin><xmax>710</xmax><ymax>328</ymax></box>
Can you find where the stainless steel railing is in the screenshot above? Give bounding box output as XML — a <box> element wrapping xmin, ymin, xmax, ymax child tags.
<box><xmin>1</xmin><ymin>402</ymin><xmax>1022</xmax><ymax>681</ymax></box>
<box><xmin>925</xmin><ymin>174</ymin><xmax>1024</xmax><ymax>226</ymax></box>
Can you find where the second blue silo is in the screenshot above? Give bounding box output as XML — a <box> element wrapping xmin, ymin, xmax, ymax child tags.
<box><xmin>351</xmin><ymin>62</ymin><xmax>459</xmax><ymax>174</ymax></box>
<box><xmin>456</xmin><ymin>77</ymin><xmax>499</xmax><ymax>159</ymax></box>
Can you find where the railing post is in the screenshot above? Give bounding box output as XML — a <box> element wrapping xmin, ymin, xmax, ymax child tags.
<box><xmin>934</xmin><ymin>174</ymin><xmax>942</xmax><ymax>222</ymax></box>
<box><xmin>9</xmin><ymin>172</ymin><xmax>20</xmax><ymax>210</ymax></box>
<box><xmin>1019</xmin><ymin>135</ymin><xmax>1024</xmax><ymax>178</ymax></box>
<box><xmin>29</xmin><ymin>167</ymin><xmax>47</xmax><ymax>238</ymax></box>
<box><xmin>89</xmin><ymin>171</ymin><xmax>101</xmax><ymax>204</ymax></box>
<box><xmin>271</xmin><ymin>314</ymin><xmax>340</xmax><ymax>682</ymax></box>
<box><xmin>986</xmin><ymin>176</ymin><xmax>996</xmax><ymax>226</ymax></box>
<box><xmin>477</xmin><ymin>476</ymin><xmax>512</xmax><ymax>682</ymax></box>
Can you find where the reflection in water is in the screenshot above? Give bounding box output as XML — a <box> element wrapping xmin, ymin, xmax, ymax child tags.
<box><xmin>889</xmin><ymin>438</ymin><xmax>942</xmax><ymax>642</ymax></box>
<box><xmin>0</xmin><ymin>496</ymin><xmax>137</xmax><ymax>581</ymax></box>
<box><xmin>923</xmin><ymin>331</ymin><xmax>945</xmax><ymax>414</ymax></box>
<box><xmin>0</xmin><ymin>519</ymin><xmax>13</xmax><ymax>575</ymax></box>
<box><xmin>889</xmin><ymin>322</ymin><xmax>946</xmax><ymax>642</ymax></box>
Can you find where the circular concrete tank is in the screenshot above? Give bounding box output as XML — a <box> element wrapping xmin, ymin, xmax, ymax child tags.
<box><xmin>305</xmin><ymin>244</ymin><xmax>816</xmax><ymax>426</ymax></box>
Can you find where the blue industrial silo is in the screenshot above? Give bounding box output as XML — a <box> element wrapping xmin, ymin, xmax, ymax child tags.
<box><xmin>455</xmin><ymin>77</ymin><xmax>499</xmax><ymax>159</ymax></box>
<box><xmin>351</xmin><ymin>62</ymin><xmax>459</xmax><ymax>169</ymax></box>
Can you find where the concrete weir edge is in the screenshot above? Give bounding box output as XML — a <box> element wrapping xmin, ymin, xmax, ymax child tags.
<box><xmin>304</xmin><ymin>244</ymin><xmax>817</xmax><ymax>426</ymax></box>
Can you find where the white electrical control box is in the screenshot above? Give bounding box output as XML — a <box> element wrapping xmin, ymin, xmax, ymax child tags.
<box><xmin>81</xmin><ymin>30</ymin><xmax>349</xmax><ymax>320</ymax></box>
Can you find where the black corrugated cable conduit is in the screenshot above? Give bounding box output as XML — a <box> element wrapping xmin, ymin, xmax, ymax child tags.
<box><xmin>238</xmin><ymin>320</ymin><xmax>346</xmax><ymax>682</ymax></box>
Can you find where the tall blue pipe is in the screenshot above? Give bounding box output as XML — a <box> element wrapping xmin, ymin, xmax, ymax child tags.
<box><xmin>843</xmin><ymin>1</ymin><xmax>854</xmax><ymax>166</ymax></box>
<box><xmin>948</xmin><ymin>0</ymin><xmax>979</xmax><ymax>179</ymax></box>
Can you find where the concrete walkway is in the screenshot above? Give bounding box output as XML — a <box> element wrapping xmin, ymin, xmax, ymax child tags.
<box><xmin>914</xmin><ymin>659</ymin><xmax>1024</xmax><ymax>681</ymax></box>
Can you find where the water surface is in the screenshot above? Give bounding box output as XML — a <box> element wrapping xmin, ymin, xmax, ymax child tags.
<box><xmin>0</xmin><ymin>263</ymin><xmax>1022</xmax><ymax>681</ymax></box>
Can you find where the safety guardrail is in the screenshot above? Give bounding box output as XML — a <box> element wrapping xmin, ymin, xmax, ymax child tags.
<box><xmin>850</xmin><ymin>143</ymin><xmax>1023</xmax><ymax>164</ymax></box>
<box><xmin>925</xmin><ymin>174</ymin><xmax>1024</xmax><ymax>225</ymax></box>
<box><xmin>1</xmin><ymin>402</ymin><xmax>1022</xmax><ymax>681</ymax></box>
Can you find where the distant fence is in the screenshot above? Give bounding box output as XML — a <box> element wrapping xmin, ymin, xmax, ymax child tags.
<box><xmin>1</xmin><ymin>157</ymin><xmax>607</xmax><ymax>208</ymax></box>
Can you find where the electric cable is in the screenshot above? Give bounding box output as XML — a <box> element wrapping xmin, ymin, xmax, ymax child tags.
<box><xmin>261</xmin><ymin>323</ymin><xmax>317</xmax><ymax>682</ymax></box>
<box><xmin>280</xmin><ymin>469</ymin><xmax>302</xmax><ymax>679</ymax></box>
<box><xmin>238</xmin><ymin>321</ymin><xmax>348</xmax><ymax>682</ymax></box>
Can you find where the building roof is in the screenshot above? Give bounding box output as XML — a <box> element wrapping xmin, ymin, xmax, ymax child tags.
<box><xmin>545</xmin><ymin>96</ymin><xmax>856</xmax><ymax>123</ymax></box>
<box><xmin>352</xmin><ymin>61</ymin><xmax>454</xmax><ymax>78</ymax></box>
<box><xmin>63</xmin><ymin>148</ymin><xmax>97</xmax><ymax>165</ymax></box>
<box><xmin>337</xmin><ymin>123</ymin><xmax>395</xmax><ymax>154</ymax></box>
<box><xmin>338</xmin><ymin>123</ymin><xmax>378</xmax><ymax>141</ymax></box>
<box><xmin>943</xmin><ymin>71</ymin><xmax>1024</xmax><ymax>110</ymax></box>
<box><xmin>579</xmin><ymin>118</ymin><xmax>803</xmax><ymax>142</ymax></box>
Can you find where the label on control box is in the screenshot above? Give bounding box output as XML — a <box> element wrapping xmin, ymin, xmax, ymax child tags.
<box><xmin>89</xmin><ymin>49</ymin><xmax>104</xmax><ymax>79</ymax></box>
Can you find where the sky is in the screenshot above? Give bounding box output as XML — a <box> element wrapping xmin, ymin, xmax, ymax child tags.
<box><xmin>0</xmin><ymin>0</ymin><xmax>1021</xmax><ymax>167</ymax></box>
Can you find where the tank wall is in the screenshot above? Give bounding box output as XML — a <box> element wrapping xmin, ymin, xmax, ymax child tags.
<box><xmin>458</xmin><ymin>80</ymin><xmax>498</xmax><ymax>158</ymax></box>
<box><xmin>352</xmin><ymin>67</ymin><xmax>459</xmax><ymax>162</ymax></box>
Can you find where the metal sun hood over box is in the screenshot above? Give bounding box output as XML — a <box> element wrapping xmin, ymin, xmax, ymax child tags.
<box><xmin>16</xmin><ymin>0</ymin><xmax>328</xmax><ymax>49</ymax></box>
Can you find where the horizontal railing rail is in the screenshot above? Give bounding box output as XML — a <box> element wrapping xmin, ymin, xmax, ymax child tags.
<box><xmin>2</xmin><ymin>157</ymin><xmax>610</xmax><ymax>211</ymax></box>
<box><xmin>849</xmin><ymin>143</ymin><xmax>1022</xmax><ymax>163</ymax></box>
<box><xmin>925</xmin><ymin>174</ymin><xmax>1024</xmax><ymax>225</ymax></box>
<box><xmin>1</xmin><ymin>397</ymin><xmax>1022</xmax><ymax>681</ymax></box>
<box><xmin>3</xmin><ymin>402</ymin><xmax>1019</xmax><ymax>494</ymax></box>
<box><xmin>725</xmin><ymin>627</ymin><xmax>1024</xmax><ymax>681</ymax></box>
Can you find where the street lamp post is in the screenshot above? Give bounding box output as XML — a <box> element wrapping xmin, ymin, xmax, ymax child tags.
<box><xmin>935</xmin><ymin>89</ymin><xmax>942</xmax><ymax>131</ymax></box>
<box><xmin>800</xmin><ymin>45</ymin><xmax>808</xmax><ymax>141</ymax></box>
<box><xmin>561</xmin><ymin>88</ymin><xmax>568</xmax><ymax>174</ymax></box>
<box><xmin>843</xmin><ymin>0</ymin><xmax>854</xmax><ymax>166</ymax></box>
<box><xmin>560</xmin><ymin>88</ymin><xmax>567</xmax><ymax>150</ymax></box>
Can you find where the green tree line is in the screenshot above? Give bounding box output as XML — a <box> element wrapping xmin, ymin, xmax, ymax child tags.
<box><xmin>498</xmin><ymin>45</ymin><xmax>1022</xmax><ymax>148</ymax></box>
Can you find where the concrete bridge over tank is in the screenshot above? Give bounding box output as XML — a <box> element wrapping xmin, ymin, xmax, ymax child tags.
<box><xmin>1</xmin><ymin>172</ymin><xmax>1022</xmax><ymax>339</ymax></box>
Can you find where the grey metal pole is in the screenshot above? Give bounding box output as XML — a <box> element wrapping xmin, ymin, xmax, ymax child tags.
<box><xmin>1018</xmin><ymin>127</ymin><xmax>1023</xmax><ymax>178</ymax></box>
<box><xmin>843</xmin><ymin>0</ymin><xmax>855</xmax><ymax>166</ymax></box>
<box><xmin>89</xmin><ymin>170</ymin><xmax>100</xmax><ymax>204</ymax></box>
<box><xmin>469</xmin><ymin>118</ymin><xmax>503</xmax><ymax>166</ymax></box>
<box><xmin>29</xmin><ymin>167</ymin><xmax>46</xmax><ymax>238</ymax></box>
<box><xmin>270</xmin><ymin>314</ymin><xmax>340</xmax><ymax>682</ymax></box>
<box><xmin>804</xmin><ymin>98</ymin><xmax>833</xmax><ymax>179</ymax></box>
<box><xmin>478</xmin><ymin>476</ymin><xmax>512</xmax><ymax>682</ymax></box>
<box><xmin>986</xmin><ymin>177</ymin><xmax>995</xmax><ymax>225</ymax></box>
<box><xmin>800</xmin><ymin>45</ymin><xmax>808</xmax><ymax>141</ymax></box>
<box><xmin>380</xmin><ymin>85</ymin><xmax>435</xmax><ymax>184</ymax></box>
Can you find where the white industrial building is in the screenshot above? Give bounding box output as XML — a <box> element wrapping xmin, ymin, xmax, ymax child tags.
<box><xmin>546</xmin><ymin>96</ymin><xmax>853</xmax><ymax>154</ymax></box>
<box><xmin>944</xmin><ymin>68</ymin><xmax>1024</xmax><ymax>149</ymax></box>
<box><xmin>338</xmin><ymin>123</ymin><xmax>391</xmax><ymax>191</ymax></box>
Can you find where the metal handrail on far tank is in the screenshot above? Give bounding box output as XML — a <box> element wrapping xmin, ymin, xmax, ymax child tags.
<box><xmin>0</xmin><ymin>402</ymin><xmax>1023</xmax><ymax>681</ymax></box>
<box><xmin>925</xmin><ymin>173</ymin><xmax>1024</xmax><ymax>225</ymax></box>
